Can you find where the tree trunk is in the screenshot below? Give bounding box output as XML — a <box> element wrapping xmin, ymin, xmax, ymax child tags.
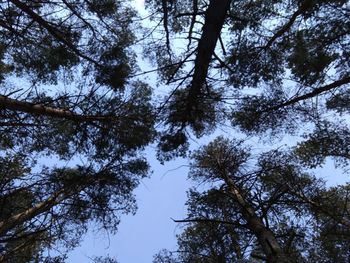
<box><xmin>0</xmin><ymin>189</ymin><xmax>66</xmax><ymax>237</ymax></box>
<box><xmin>224</xmin><ymin>176</ymin><xmax>290</xmax><ymax>263</ymax></box>
<box><xmin>186</xmin><ymin>0</ymin><xmax>231</xmax><ymax>116</ymax></box>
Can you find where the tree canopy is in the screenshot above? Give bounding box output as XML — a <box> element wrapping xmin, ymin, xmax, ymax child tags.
<box><xmin>145</xmin><ymin>0</ymin><xmax>349</xmax><ymax>157</ymax></box>
<box><xmin>146</xmin><ymin>0</ymin><xmax>350</xmax><ymax>262</ymax></box>
<box><xmin>0</xmin><ymin>0</ymin><xmax>154</xmax><ymax>261</ymax></box>
<box><xmin>0</xmin><ymin>0</ymin><xmax>350</xmax><ymax>262</ymax></box>
<box><xmin>154</xmin><ymin>138</ymin><xmax>350</xmax><ymax>262</ymax></box>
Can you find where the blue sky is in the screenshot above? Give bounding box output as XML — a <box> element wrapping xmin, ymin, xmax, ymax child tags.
<box><xmin>66</xmin><ymin>149</ymin><xmax>191</xmax><ymax>263</ymax></box>
<box><xmin>65</xmin><ymin>2</ymin><xmax>194</xmax><ymax>261</ymax></box>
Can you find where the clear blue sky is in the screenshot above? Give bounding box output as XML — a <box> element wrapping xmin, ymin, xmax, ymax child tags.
<box><xmin>66</xmin><ymin>149</ymin><xmax>191</xmax><ymax>263</ymax></box>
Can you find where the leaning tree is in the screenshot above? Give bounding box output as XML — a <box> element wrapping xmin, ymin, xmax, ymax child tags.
<box><xmin>0</xmin><ymin>0</ymin><xmax>155</xmax><ymax>261</ymax></box>
<box><xmin>153</xmin><ymin>138</ymin><xmax>350</xmax><ymax>262</ymax></box>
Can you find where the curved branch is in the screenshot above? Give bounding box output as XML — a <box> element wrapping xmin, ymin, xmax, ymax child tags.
<box><xmin>264</xmin><ymin>1</ymin><xmax>312</xmax><ymax>50</ymax></box>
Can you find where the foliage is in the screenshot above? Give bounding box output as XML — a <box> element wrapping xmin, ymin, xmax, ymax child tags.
<box><xmin>144</xmin><ymin>0</ymin><xmax>350</xmax><ymax>156</ymax></box>
<box><xmin>0</xmin><ymin>153</ymin><xmax>149</xmax><ymax>261</ymax></box>
<box><xmin>1</xmin><ymin>0</ymin><xmax>350</xmax><ymax>262</ymax></box>
<box><xmin>154</xmin><ymin>138</ymin><xmax>350</xmax><ymax>262</ymax></box>
<box><xmin>145</xmin><ymin>1</ymin><xmax>350</xmax><ymax>259</ymax></box>
<box><xmin>0</xmin><ymin>0</ymin><xmax>155</xmax><ymax>261</ymax></box>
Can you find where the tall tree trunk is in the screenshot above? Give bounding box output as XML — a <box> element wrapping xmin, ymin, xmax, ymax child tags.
<box><xmin>224</xmin><ymin>176</ymin><xmax>290</xmax><ymax>263</ymax></box>
<box><xmin>0</xmin><ymin>189</ymin><xmax>66</xmax><ymax>237</ymax></box>
<box><xmin>186</xmin><ymin>0</ymin><xmax>231</xmax><ymax>116</ymax></box>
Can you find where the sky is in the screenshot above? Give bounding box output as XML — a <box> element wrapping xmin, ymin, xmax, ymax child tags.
<box><xmin>66</xmin><ymin>149</ymin><xmax>191</xmax><ymax>262</ymax></box>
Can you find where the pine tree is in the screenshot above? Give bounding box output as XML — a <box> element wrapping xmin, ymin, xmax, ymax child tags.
<box><xmin>147</xmin><ymin>1</ymin><xmax>350</xmax><ymax>262</ymax></box>
<box><xmin>154</xmin><ymin>138</ymin><xmax>350</xmax><ymax>262</ymax></box>
<box><xmin>0</xmin><ymin>0</ymin><xmax>155</xmax><ymax>260</ymax></box>
<box><xmin>144</xmin><ymin>0</ymin><xmax>350</xmax><ymax>159</ymax></box>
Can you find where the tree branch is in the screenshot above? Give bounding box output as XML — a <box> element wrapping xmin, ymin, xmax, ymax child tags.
<box><xmin>264</xmin><ymin>1</ymin><xmax>312</xmax><ymax>50</ymax></box>
<box><xmin>9</xmin><ymin>0</ymin><xmax>102</xmax><ymax>67</ymax></box>
<box><xmin>0</xmin><ymin>189</ymin><xmax>66</xmax><ymax>237</ymax></box>
<box><xmin>263</xmin><ymin>76</ymin><xmax>350</xmax><ymax>112</ymax></box>
<box><xmin>171</xmin><ymin>217</ymin><xmax>243</xmax><ymax>226</ymax></box>
<box><xmin>0</xmin><ymin>95</ymin><xmax>119</xmax><ymax>122</ymax></box>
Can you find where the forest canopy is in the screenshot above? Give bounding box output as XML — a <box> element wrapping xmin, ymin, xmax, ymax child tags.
<box><xmin>0</xmin><ymin>0</ymin><xmax>349</xmax><ymax>262</ymax></box>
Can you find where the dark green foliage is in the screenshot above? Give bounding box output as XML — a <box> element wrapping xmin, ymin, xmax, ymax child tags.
<box><xmin>306</xmin><ymin>185</ymin><xmax>350</xmax><ymax>263</ymax></box>
<box><xmin>145</xmin><ymin>0</ymin><xmax>350</xmax><ymax>152</ymax></box>
<box><xmin>173</xmin><ymin>190</ymin><xmax>250</xmax><ymax>262</ymax></box>
<box><xmin>0</xmin><ymin>0</ymin><xmax>155</xmax><ymax>261</ymax></box>
<box><xmin>287</xmin><ymin>31</ymin><xmax>336</xmax><ymax>86</ymax></box>
<box><xmin>295</xmin><ymin>122</ymin><xmax>350</xmax><ymax>167</ymax></box>
<box><xmin>157</xmin><ymin>130</ymin><xmax>189</xmax><ymax>163</ymax></box>
<box><xmin>0</xmin><ymin>154</ymin><xmax>148</xmax><ymax>261</ymax></box>
<box><xmin>0</xmin><ymin>82</ymin><xmax>155</xmax><ymax>162</ymax></box>
<box><xmin>164</xmin><ymin>88</ymin><xmax>221</xmax><ymax>136</ymax></box>
<box><xmin>326</xmin><ymin>90</ymin><xmax>350</xmax><ymax>113</ymax></box>
<box><xmin>231</xmin><ymin>89</ymin><xmax>291</xmax><ymax>134</ymax></box>
<box><xmin>87</xmin><ymin>0</ymin><xmax>118</xmax><ymax>16</ymax></box>
<box><xmin>1</xmin><ymin>0</ymin><xmax>350</xmax><ymax>261</ymax></box>
<box><xmin>157</xmin><ymin>87</ymin><xmax>223</xmax><ymax>160</ymax></box>
<box><xmin>190</xmin><ymin>137</ymin><xmax>250</xmax><ymax>182</ymax></box>
<box><xmin>155</xmin><ymin>138</ymin><xmax>350</xmax><ymax>262</ymax></box>
<box><xmin>144</xmin><ymin>1</ymin><xmax>350</xmax><ymax>262</ymax></box>
<box><xmin>95</xmin><ymin>39</ymin><xmax>137</xmax><ymax>91</ymax></box>
<box><xmin>1</xmin><ymin>0</ymin><xmax>136</xmax><ymax>88</ymax></box>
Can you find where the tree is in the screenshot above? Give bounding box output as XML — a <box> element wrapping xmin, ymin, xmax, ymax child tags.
<box><xmin>144</xmin><ymin>0</ymin><xmax>349</xmax><ymax>159</ymax></box>
<box><xmin>144</xmin><ymin>2</ymin><xmax>350</xmax><ymax>260</ymax></box>
<box><xmin>154</xmin><ymin>138</ymin><xmax>350</xmax><ymax>262</ymax></box>
<box><xmin>1</xmin><ymin>0</ymin><xmax>350</xmax><ymax>262</ymax></box>
<box><xmin>0</xmin><ymin>0</ymin><xmax>155</xmax><ymax>160</ymax></box>
<box><xmin>0</xmin><ymin>0</ymin><xmax>155</xmax><ymax>260</ymax></box>
<box><xmin>0</xmin><ymin>154</ymin><xmax>150</xmax><ymax>262</ymax></box>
